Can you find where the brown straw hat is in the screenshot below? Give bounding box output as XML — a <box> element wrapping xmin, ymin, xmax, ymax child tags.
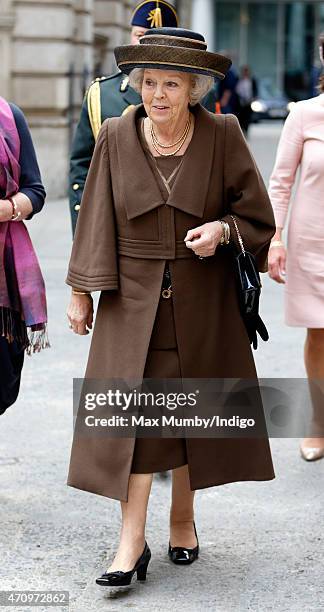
<box><xmin>114</xmin><ymin>27</ymin><xmax>232</xmax><ymax>80</ymax></box>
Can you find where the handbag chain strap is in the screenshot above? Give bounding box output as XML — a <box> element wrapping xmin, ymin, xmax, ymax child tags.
<box><xmin>230</xmin><ymin>214</ymin><xmax>245</xmax><ymax>256</ymax></box>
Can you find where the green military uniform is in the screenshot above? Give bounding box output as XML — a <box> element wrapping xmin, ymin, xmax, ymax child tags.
<box><xmin>69</xmin><ymin>72</ymin><xmax>141</xmax><ymax>234</ymax></box>
<box><xmin>69</xmin><ymin>0</ymin><xmax>179</xmax><ymax>235</ymax></box>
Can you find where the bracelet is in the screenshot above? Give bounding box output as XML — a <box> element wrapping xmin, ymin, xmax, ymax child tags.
<box><xmin>224</xmin><ymin>222</ymin><xmax>230</xmax><ymax>244</ymax></box>
<box><xmin>218</xmin><ymin>220</ymin><xmax>230</xmax><ymax>245</ymax></box>
<box><xmin>269</xmin><ymin>240</ymin><xmax>284</xmax><ymax>249</ymax></box>
<box><xmin>8</xmin><ymin>196</ymin><xmax>22</xmax><ymax>221</ymax></box>
<box><xmin>72</xmin><ymin>289</ymin><xmax>91</xmax><ymax>296</ymax></box>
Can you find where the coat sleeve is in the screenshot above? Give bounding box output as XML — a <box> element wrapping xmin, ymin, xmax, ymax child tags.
<box><xmin>220</xmin><ymin>114</ymin><xmax>275</xmax><ymax>272</ymax></box>
<box><xmin>10</xmin><ymin>103</ymin><xmax>46</xmax><ymax>220</ymax></box>
<box><xmin>268</xmin><ymin>102</ymin><xmax>304</xmax><ymax>229</ymax></box>
<box><xmin>65</xmin><ymin>119</ymin><xmax>118</xmax><ymax>292</ymax></box>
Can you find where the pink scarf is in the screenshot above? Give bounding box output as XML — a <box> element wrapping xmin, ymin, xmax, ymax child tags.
<box><xmin>0</xmin><ymin>97</ymin><xmax>49</xmax><ymax>353</ymax></box>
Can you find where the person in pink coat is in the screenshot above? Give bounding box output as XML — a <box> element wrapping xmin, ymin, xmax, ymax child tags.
<box><xmin>268</xmin><ymin>33</ymin><xmax>324</xmax><ymax>462</ymax></box>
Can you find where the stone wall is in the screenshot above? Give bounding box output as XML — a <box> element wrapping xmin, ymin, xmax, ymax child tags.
<box><xmin>0</xmin><ymin>0</ymin><xmax>15</xmax><ymax>99</ymax></box>
<box><xmin>176</xmin><ymin>0</ymin><xmax>192</xmax><ymax>29</ymax></box>
<box><xmin>0</xmin><ymin>0</ymin><xmax>188</xmax><ymax>198</ymax></box>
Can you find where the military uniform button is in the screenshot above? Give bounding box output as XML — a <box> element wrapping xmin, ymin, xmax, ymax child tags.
<box><xmin>74</xmin><ymin>204</ymin><xmax>80</xmax><ymax>211</ymax></box>
<box><xmin>72</xmin><ymin>183</ymin><xmax>79</xmax><ymax>191</ymax></box>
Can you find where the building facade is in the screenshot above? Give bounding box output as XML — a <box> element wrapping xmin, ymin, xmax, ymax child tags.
<box><xmin>1</xmin><ymin>0</ymin><xmax>323</xmax><ymax>198</ymax></box>
<box><xmin>193</xmin><ymin>1</ymin><xmax>324</xmax><ymax>100</ymax></box>
<box><xmin>0</xmin><ymin>0</ymin><xmax>141</xmax><ymax>197</ymax></box>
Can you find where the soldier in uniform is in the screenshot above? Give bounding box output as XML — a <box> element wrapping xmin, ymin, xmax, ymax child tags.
<box><xmin>69</xmin><ymin>1</ymin><xmax>179</xmax><ymax>235</ymax></box>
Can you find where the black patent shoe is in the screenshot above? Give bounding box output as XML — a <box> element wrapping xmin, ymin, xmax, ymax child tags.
<box><xmin>96</xmin><ymin>541</ymin><xmax>151</xmax><ymax>587</ymax></box>
<box><xmin>168</xmin><ymin>521</ymin><xmax>199</xmax><ymax>564</ymax></box>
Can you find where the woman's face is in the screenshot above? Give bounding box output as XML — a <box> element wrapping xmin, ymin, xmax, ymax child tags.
<box><xmin>141</xmin><ymin>69</ymin><xmax>191</xmax><ymax>127</ymax></box>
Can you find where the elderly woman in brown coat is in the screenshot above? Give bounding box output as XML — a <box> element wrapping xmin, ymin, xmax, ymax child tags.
<box><xmin>66</xmin><ymin>28</ymin><xmax>276</xmax><ymax>589</ymax></box>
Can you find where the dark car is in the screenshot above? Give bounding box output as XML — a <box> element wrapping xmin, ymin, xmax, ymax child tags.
<box><xmin>251</xmin><ymin>78</ymin><xmax>294</xmax><ymax>121</ymax></box>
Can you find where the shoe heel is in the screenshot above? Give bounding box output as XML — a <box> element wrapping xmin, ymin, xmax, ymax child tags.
<box><xmin>136</xmin><ymin>558</ymin><xmax>150</xmax><ymax>581</ymax></box>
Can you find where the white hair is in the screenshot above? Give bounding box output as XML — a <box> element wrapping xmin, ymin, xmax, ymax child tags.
<box><xmin>128</xmin><ymin>68</ymin><xmax>214</xmax><ymax>105</ymax></box>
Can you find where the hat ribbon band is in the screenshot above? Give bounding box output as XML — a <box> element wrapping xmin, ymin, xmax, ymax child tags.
<box><xmin>120</xmin><ymin>59</ymin><xmax>224</xmax><ymax>79</ymax></box>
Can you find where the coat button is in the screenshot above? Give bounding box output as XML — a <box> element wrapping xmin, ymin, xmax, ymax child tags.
<box><xmin>72</xmin><ymin>183</ymin><xmax>79</xmax><ymax>190</ymax></box>
<box><xmin>74</xmin><ymin>204</ymin><xmax>80</xmax><ymax>211</ymax></box>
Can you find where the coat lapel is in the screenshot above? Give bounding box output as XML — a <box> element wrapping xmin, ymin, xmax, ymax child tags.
<box><xmin>116</xmin><ymin>104</ymin><xmax>216</xmax><ymax>221</ymax></box>
<box><xmin>167</xmin><ymin>104</ymin><xmax>216</xmax><ymax>218</ymax></box>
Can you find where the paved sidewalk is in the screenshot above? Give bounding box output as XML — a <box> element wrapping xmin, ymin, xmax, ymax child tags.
<box><xmin>0</xmin><ymin>122</ymin><xmax>323</xmax><ymax>612</ymax></box>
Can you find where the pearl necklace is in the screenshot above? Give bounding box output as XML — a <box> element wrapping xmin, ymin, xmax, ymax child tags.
<box><xmin>150</xmin><ymin>116</ymin><xmax>191</xmax><ymax>157</ymax></box>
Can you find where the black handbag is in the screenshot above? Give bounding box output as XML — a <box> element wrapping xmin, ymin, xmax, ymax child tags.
<box><xmin>230</xmin><ymin>214</ymin><xmax>269</xmax><ymax>350</ymax></box>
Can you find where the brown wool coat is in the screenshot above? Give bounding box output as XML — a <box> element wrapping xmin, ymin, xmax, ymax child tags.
<box><xmin>66</xmin><ymin>103</ymin><xmax>276</xmax><ymax>502</ymax></box>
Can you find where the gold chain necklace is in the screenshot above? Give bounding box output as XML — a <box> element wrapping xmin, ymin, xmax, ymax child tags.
<box><xmin>151</xmin><ymin>115</ymin><xmax>191</xmax><ymax>148</ymax></box>
<box><xmin>150</xmin><ymin>116</ymin><xmax>191</xmax><ymax>157</ymax></box>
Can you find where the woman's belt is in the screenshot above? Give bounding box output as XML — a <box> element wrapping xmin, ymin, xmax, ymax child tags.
<box><xmin>117</xmin><ymin>236</ymin><xmax>195</xmax><ymax>259</ymax></box>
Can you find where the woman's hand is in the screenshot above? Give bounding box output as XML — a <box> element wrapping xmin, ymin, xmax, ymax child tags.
<box><xmin>184</xmin><ymin>221</ymin><xmax>223</xmax><ymax>257</ymax></box>
<box><xmin>67</xmin><ymin>293</ymin><xmax>93</xmax><ymax>335</ymax></box>
<box><xmin>0</xmin><ymin>200</ymin><xmax>13</xmax><ymax>222</ymax></box>
<box><xmin>268</xmin><ymin>245</ymin><xmax>286</xmax><ymax>284</ymax></box>
<box><xmin>1</xmin><ymin>194</ymin><xmax>34</xmax><ymax>222</ymax></box>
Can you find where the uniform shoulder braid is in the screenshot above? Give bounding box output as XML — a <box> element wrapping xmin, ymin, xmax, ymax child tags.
<box><xmin>85</xmin><ymin>72</ymin><xmax>132</xmax><ymax>139</ymax></box>
<box><xmin>85</xmin><ymin>72</ymin><xmax>121</xmax><ymax>96</ymax></box>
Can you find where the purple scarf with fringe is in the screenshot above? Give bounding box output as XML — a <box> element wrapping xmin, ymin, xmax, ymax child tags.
<box><xmin>0</xmin><ymin>96</ymin><xmax>49</xmax><ymax>354</ymax></box>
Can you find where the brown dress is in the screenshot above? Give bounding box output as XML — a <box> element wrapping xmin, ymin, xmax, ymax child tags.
<box><xmin>131</xmin><ymin>118</ymin><xmax>188</xmax><ymax>473</ymax></box>
<box><xmin>66</xmin><ymin>104</ymin><xmax>276</xmax><ymax>502</ymax></box>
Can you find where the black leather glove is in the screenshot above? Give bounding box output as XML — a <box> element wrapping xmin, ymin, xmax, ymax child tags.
<box><xmin>244</xmin><ymin>314</ymin><xmax>269</xmax><ymax>350</ymax></box>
